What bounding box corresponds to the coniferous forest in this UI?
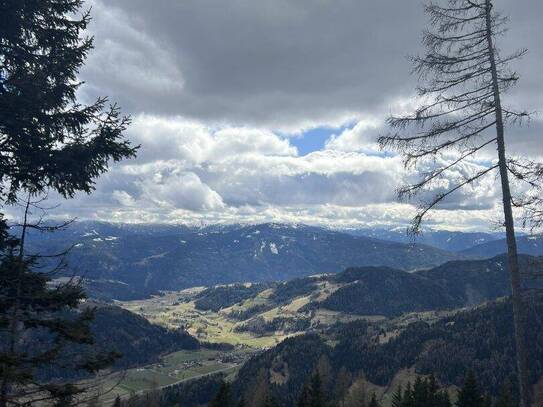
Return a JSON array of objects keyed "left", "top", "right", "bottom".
[{"left": 1, "top": 0, "right": 543, "bottom": 406}]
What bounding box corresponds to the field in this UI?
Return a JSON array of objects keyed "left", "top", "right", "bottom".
[
  {"left": 109, "top": 287, "right": 461, "bottom": 406},
  {"left": 119, "top": 290, "right": 295, "bottom": 348},
  {"left": 118, "top": 286, "right": 380, "bottom": 349},
  {"left": 99, "top": 348, "right": 249, "bottom": 404}
]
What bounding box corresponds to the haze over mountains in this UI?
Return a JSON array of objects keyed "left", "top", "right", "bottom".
[{"left": 23, "top": 221, "right": 543, "bottom": 301}]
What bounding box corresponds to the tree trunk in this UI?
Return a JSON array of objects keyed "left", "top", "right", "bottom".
[
  {"left": 0, "top": 197, "right": 30, "bottom": 407},
  {"left": 484, "top": 1, "right": 531, "bottom": 406}
]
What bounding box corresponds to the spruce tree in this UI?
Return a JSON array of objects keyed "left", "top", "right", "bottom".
[
  {"left": 335, "top": 367, "right": 353, "bottom": 407},
  {"left": 391, "top": 385, "right": 403, "bottom": 407},
  {"left": 297, "top": 383, "right": 313, "bottom": 407},
  {"left": 413, "top": 377, "right": 429, "bottom": 406},
  {"left": 310, "top": 373, "right": 325, "bottom": 407},
  {"left": 237, "top": 395, "right": 247, "bottom": 407},
  {"left": 297, "top": 373, "right": 326, "bottom": 407},
  {"left": 0, "top": 1, "right": 136, "bottom": 204},
  {"left": 378, "top": 2, "right": 533, "bottom": 403},
  {"left": 456, "top": 372, "right": 483, "bottom": 407},
  {"left": 368, "top": 393, "right": 380, "bottom": 407},
  {"left": 437, "top": 391, "right": 452, "bottom": 407},
  {"left": 210, "top": 382, "right": 233, "bottom": 407},
  {"left": 496, "top": 383, "right": 513, "bottom": 407},
  {"left": 0, "top": 0, "right": 136, "bottom": 405},
  {"left": 403, "top": 382, "right": 415, "bottom": 407}
]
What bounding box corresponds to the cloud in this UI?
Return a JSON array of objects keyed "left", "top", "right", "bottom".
[
  {"left": 14, "top": 112, "right": 505, "bottom": 231},
  {"left": 81, "top": 0, "right": 543, "bottom": 132},
  {"left": 23, "top": 0, "right": 543, "bottom": 231}
]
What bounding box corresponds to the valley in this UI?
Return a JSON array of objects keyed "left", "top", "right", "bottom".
[
  {"left": 98, "top": 348, "right": 250, "bottom": 405},
  {"left": 28, "top": 222, "right": 470, "bottom": 300},
  {"left": 10, "top": 221, "right": 543, "bottom": 406},
  {"left": 118, "top": 253, "right": 542, "bottom": 348}
]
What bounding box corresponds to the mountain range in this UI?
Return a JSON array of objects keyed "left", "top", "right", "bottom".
[
  {"left": 22, "top": 221, "right": 543, "bottom": 300},
  {"left": 24, "top": 222, "right": 460, "bottom": 300},
  {"left": 187, "top": 254, "right": 543, "bottom": 338}
]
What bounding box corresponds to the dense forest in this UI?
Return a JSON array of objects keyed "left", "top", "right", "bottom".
[{"left": 229, "top": 295, "right": 543, "bottom": 406}]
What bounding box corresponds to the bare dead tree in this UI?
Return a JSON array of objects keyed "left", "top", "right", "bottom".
[{"left": 378, "top": 1, "right": 534, "bottom": 405}]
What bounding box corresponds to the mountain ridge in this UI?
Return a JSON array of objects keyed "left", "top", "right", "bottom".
[{"left": 26, "top": 221, "right": 465, "bottom": 300}]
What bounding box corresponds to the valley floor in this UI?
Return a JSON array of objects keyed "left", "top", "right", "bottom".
[{"left": 99, "top": 348, "right": 252, "bottom": 405}]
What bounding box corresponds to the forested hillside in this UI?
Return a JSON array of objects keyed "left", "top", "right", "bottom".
[
  {"left": 38, "top": 303, "right": 199, "bottom": 381},
  {"left": 170, "top": 255, "right": 543, "bottom": 338},
  {"left": 26, "top": 222, "right": 462, "bottom": 300},
  {"left": 231, "top": 296, "right": 543, "bottom": 406}
]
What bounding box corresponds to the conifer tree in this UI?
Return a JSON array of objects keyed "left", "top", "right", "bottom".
[
  {"left": 237, "top": 395, "right": 247, "bottom": 407},
  {"left": 0, "top": 0, "right": 136, "bottom": 405},
  {"left": 402, "top": 382, "right": 415, "bottom": 407},
  {"left": 495, "top": 383, "right": 513, "bottom": 407},
  {"left": 210, "top": 381, "right": 233, "bottom": 407},
  {"left": 378, "top": 1, "right": 533, "bottom": 404},
  {"left": 391, "top": 385, "right": 403, "bottom": 407},
  {"left": 438, "top": 391, "right": 452, "bottom": 407},
  {"left": 297, "top": 373, "right": 326, "bottom": 407},
  {"left": 0, "top": 1, "right": 136, "bottom": 204},
  {"left": 414, "top": 377, "right": 429, "bottom": 405},
  {"left": 456, "top": 372, "right": 483, "bottom": 407},
  {"left": 297, "top": 383, "right": 314, "bottom": 407},
  {"left": 335, "top": 367, "right": 353, "bottom": 407},
  {"left": 310, "top": 373, "right": 325, "bottom": 407},
  {"left": 368, "top": 393, "right": 380, "bottom": 407}
]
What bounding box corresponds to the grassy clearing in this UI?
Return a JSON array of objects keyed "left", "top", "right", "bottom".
[
  {"left": 120, "top": 293, "right": 291, "bottom": 348},
  {"left": 99, "top": 348, "right": 244, "bottom": 404}
]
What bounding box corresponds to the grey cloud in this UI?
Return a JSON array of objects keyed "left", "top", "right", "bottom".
[
  {"left": 27, "top": 0, "right": 542, "bottom": 230},
  {"left": 82, "top": 0, "right": 543, "bottom": 131}
]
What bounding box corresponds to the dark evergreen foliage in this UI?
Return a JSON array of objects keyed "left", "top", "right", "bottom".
[
  {"left": 495, "top": 383, "right": 514, "bottom": 407},
  {"left": 232, "top": 296, "right": 543, "bottom": 404},
  {"left": 210, "top": 381, "right": 233, "bottom": 407},
  {"left": 301, "top": 373, "right": 325, "bottom": 407},
  {"left": 18, "top": 303, "right": 198, "bottom": 382},
  {"left": 456, "top": 372, "right": 483, "bottom": 407},
  {"left": 0, "top": 0, "right": 136, "bottom": 404},
  {"left": 0, "top": 1, "right": 137, "bottom": 203},
  {"left": 368, "top": 393, "right": 380, "bottom": 407},
  {"left": 194, "top": 283, "right": 271, "bottom": 312}
]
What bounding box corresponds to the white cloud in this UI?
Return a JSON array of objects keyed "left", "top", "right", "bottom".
[
  {"left": 24, "top": 112, "right": 509, "bottom": 231},
  {"left": 29, "top": 0, "right": 543, "bottom": 231}
]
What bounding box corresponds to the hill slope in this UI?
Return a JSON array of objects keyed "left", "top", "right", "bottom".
[
  {"left": 231, "top": 295, "right": 543, "bottom": 405},
  {"left": 27, "top": 222, "right": 462, "bottom": 300},
  {"left": 347, "top": 228, "right": 503, "bottom": 252},
  {"left": 202, "top": 254, "right": 543, "bottom": 317},
  {"left": 461, "top": 234, "right": 543, "bottom": 257},
  {"left": 129, "top": 255, "right": 543, "bottom": 347},
  {"left": 37, "top": 303, "right": 199, "bottom": 381}
]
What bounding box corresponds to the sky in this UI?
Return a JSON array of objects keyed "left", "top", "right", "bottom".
[{"left": 39, "top": 0, "right": 543, "bottom": 230}]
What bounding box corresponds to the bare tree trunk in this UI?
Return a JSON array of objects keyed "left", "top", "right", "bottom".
[
  {"left": 0, "top": 196, "right": 30, "bottom": 407},
  {"left": 484, "top": 1, "right": 531, "bottom": 405}
]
